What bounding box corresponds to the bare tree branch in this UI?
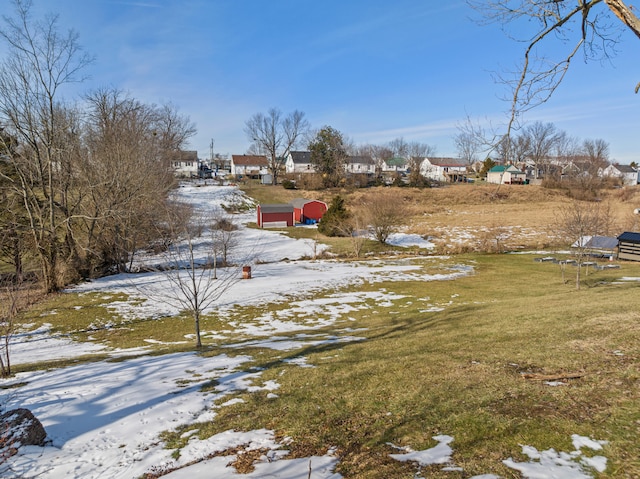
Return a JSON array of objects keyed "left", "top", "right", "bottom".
[
  {"left": 244, "top": 108, "right": 309, "bottom": 185},
  {"left": 470, "top": 0, "right": 639, "bottom": 136}
]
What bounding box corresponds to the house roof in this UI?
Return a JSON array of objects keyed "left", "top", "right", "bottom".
[
  {"left": 347, "top": 155, "right": 374, "bottom": 165},
  {"left": 290, "top": 198, "right": 327, "bottom": 208},
  {"left": 489, "top": 164, "right": 524, "bottom": 174},
  {"left": 611, "top": 164, "right": 637, "bottom": 174},
  {"left": 232, "top": 155, "right": 268, "bottom": 167},
  {"left": 290, "top": 198, "right": 311, "bottom": 208},
  {"left": 385, "top": 157, "right": 407, "bottom": 167},
  {"left": 259, "top": 204, "right": 294, "bottom": 214},
  {"left": 618, "top": 231, "right": 640, "bottom": 243},
  {"left": 428, "top": 157, "right": 467, "bottom": 167},
  {"left": 172, "top": 150, "right": 198, "bottom": 161},
  {"left": 289, "top": 151, "right": 312, "bottom": 164}
]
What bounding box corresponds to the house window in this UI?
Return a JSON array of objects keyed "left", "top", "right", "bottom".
[{"left": 174, "top": 162, "right": 180, "bottom": 168}]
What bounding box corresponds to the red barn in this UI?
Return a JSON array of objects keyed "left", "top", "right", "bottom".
[
  {"left": 290, "top": 198, "right": 328, "bottom": 224},
  {"left": 257, "top": 204, "right": 295, "bottom": 228}
]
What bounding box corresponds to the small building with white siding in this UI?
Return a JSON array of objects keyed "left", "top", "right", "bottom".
[
  {"left": 285, "top": 151, "right": 316, "bottom": 174},
  {"left": 231, "top": 155, "right": 269, "bottom": 179},
  {"left": 601, "top": 164, "right": 639, "bottom": 186},
  {"left": 171, "top": 150, "right": 199, "bottom": 178},
  {"left": 345, "top": 155, "right": 375, "bottom": 175},
  {"left": 420, "top": 157, "right": 468, "bottom": 182},
  {"left": 486, "top": 165, "right": 527, "bottom": 185}
]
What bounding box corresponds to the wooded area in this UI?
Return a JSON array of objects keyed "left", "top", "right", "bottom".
[{"left": 0, "top": 3, "right": 195, "bottom": 292}]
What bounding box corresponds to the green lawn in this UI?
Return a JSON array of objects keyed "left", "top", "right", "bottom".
[{"left": 13, "top": 251, "right": 640, "bottom": 477}]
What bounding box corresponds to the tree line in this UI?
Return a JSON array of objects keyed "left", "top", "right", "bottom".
[
  {"left": 0, "top": 2, "right": 196, "bottom": 292},
  {"left": 245, "top": 108, "right": 437, "bottom": 188},
  {"left": 246, "top": 104, "right": 618, "bottom": 195}
]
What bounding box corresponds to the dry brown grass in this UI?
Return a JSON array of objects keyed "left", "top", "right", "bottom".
[{"left": 242, "top": 182, "right": 640, "bottom": 253}]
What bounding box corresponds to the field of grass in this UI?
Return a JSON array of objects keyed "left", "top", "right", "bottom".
[
  {"left": 242, "top": 181, "right": 640, "bottom": 253},
  {"left": 155, "top": 253, "right": 640, "bottom": 478},
  {"left": 11, "top": 182, "right": 640, "bottom": 478},
  {"left": 17, "top": 251, "right": 640, "bottom": 478}
]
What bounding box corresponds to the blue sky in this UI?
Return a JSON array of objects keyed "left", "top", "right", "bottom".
[{"left": 20, "top": 0, "right": 640, "bottom": 163}]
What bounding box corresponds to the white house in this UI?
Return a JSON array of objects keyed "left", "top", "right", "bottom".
[
  {"left": 382, "top": 157, "right": 408, "bottom": 174},
  {"left": 486, "top": 164, "right": 527, "bottom": 184},
  {"left": 345, "top": 155, "right": 375, "bottom": 175},
  {"left": 601, "top": 163, "right": 638, "bottom": 186},
  {"left": 230, "top": 155, "right": 269, "bottom": 179},
  {"left": 171, "top": 150, "right": 199, "bottom": 178},
  {"left": 285, "top": 151, "right": 316, "bottom": 174},
  {"left": 420, "top": 157, "right": 468, "bottom": 182}
]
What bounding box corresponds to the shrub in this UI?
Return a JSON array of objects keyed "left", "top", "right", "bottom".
[
  {"left": 318, "top": 195, "right": 351, "bottom": 237},
  {"left": 281, "top": 179, "right": 296, "bottom": 190}
]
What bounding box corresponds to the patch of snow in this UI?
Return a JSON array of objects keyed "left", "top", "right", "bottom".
[{"left": 390, "top": 435, "right": 454, "bottom": 466}]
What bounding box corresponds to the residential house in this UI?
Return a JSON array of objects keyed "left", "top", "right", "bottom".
[
  {"left": 382, "top": 157, "right": 408, "bottom": 174},
  {"left": 285, "top": 151, "right": 316, "bottom": 174},
  {"left": 601, "top": 163, "right": 639, "bottom": 186},
  {"left": 486, "top": 164, "right": 527, "bottom": 184},
  {"left": 230, "top": 155, "right": 269, "bottom": 180},
  {"left": 345, "top": 155, "right": 375, "bottom": 175},
  {"left": 171, "top": 150, "right": 199, "bottom": 178},
  {"left": 420, "top": 157, "right": 468, "bottom": 183}
]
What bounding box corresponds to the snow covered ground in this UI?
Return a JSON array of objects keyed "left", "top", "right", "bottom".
[{"left": 1, "top": 183, "right": 609, "bottom": 478}]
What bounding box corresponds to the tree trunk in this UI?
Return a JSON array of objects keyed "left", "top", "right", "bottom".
[
  {"left": 605, "top": 0, "right": 640, "bottom": 40},
  {"left": 194, "top": 310, "right": 202, "bottom": 348}
]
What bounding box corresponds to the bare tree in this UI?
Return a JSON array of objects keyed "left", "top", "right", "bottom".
[
  {"left": 0, "top": 282, "right": 35, "bottom": 378},
  {"left": 388, "top": 137, "right": 409, "bottom": 159},
  {"left": 495, "top": 132, "right": 531, "bottom": 167},
  {"left": 0, "top": 288, "right": 18, "bottom": 378},
  {"left": 454, "top": 127, "right": 481, "bottom": 169},
  {"left": 582, "top": 138, "right": 610, "bottom": 169},
  {"left": 524, "top": 121, "right": 562, "bottom": 179},
  {"left": 344, "top": 210, "right": 368, "bottom": 258},
  {"left": 406, "top": 141, "right": 436, "bottom": 187},
  {"left": 0, "top": 182, "right": 30, "bottom": 283},
  {"left": 353, "top": 143, "right": 394, "bottom": 182},
  {"left": 555, "top": 200, "right": 612, "bottom": 289},
  {"left": 0, "top": 0, "right": 93, "bottom": 292},
  {"left": 245, "top": 108, "right": 309, "bottom": 185},
  {"left": 211, "top": 214, "right": 238, "bottom": 270},
  {"left": 455, "top": 116, "right": 504, "bottom": 165},
  {"left": 365, "top": 192, "right": 403, "bottom": 244},
  {"left": 152, "top": 102, "right": 197, "bottom": 154},
  {"left": 563, "top": 138, "right": 610, "bottom": 194},
  {"left": 471, "top": 0, "right": 640, "bottom": 128},
  {"left": 149, "top": 212, "right": 244, "bottom": 349},
  {"left": 80, "top": 88, "right": 192, "bottom": 275}
]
